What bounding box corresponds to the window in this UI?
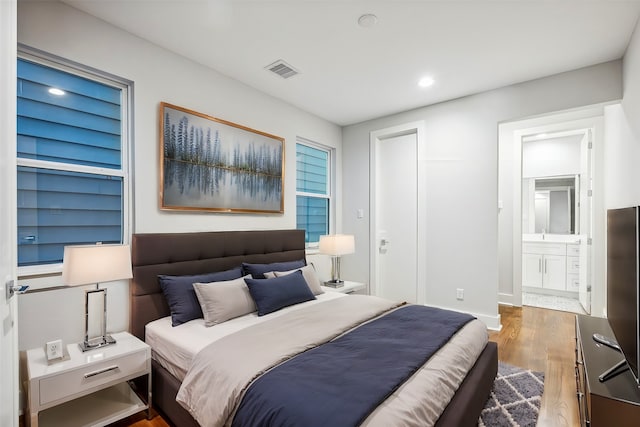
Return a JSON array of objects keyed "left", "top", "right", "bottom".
[
  {"left": 16, "top": 55, "right": 130, "bottom": 270},
  {"left": 296, "top": 140, "right": 332, "bottom": 245}
]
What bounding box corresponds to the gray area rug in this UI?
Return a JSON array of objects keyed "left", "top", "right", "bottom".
[{"left": 478, "top": 362, "right": 545, "bottom": 427}]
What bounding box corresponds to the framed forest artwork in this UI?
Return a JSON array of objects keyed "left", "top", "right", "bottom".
[{"left": 159, "top": 102, "right": 284, "bottom": 213}]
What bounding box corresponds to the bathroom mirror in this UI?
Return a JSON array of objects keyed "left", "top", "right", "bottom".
[{"left": 522, "top": 175, "right": 579, "bottom": 235}]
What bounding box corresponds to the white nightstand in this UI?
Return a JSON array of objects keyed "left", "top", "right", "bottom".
[
  {"left": 321, "top": 280, "right": 366, "bottom": 294},
  {"left": 26, "top": 331, "right": 151, "bottom": 427}
]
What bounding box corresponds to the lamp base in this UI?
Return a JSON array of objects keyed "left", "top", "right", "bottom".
[
  {"left": 324, "top": 280, "right": 345, "bottom": 288},
  {"left": 79, "top": 334, "right": 116, "bottom": 352}
]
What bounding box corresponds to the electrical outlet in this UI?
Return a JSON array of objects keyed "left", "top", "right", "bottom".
[
  {"left": 46, "top": 339, "right": 63, "bottom": 360},
  {"left": 456, "top": 288, "right": 464, "bottom": 301}
]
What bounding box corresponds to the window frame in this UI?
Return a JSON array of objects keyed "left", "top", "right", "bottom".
[
  {"left": 17, "top": 47, "right": 133, "bottom": 277},
  {"left": 295, "top": 137, "right": 334, "bottom": 248}
]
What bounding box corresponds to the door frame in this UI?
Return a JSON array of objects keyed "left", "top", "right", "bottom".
[
  {"left": 369, "top": 121, "right": 426, "bottom": 303},
  {"left": 510, "top": 115, "right": 604, "bottom": 315},
  {"left": 1, "top": 0, "right": 18, "bottom": 425}
]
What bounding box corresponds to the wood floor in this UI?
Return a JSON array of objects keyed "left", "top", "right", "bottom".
[
  {"left": 111, "top": 304, "right": 579, "bottom": 427},
  {"left": 489, "top": 305, "right": 579, "bottom": 427}
]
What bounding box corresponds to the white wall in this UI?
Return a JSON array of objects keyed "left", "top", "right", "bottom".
[
  {"left": 604, "top": 104, "right": 640, "bottom": 208},
  {"left": 606, "top": 17, "right": 640, "bottom": 209},
  {"left": 16, "top": 1, "right": 341, "bottom": 351},
  {"left": 597, "top": 18, "right": 640, "bottom": 317},
  {"left": 622, "top": 17, "right": 640, "bottom": 148},
  {"left": 343, "top": 61, "right": 622, "bottom": 328},
  {"left": 522, "top": 135, "right": 582, "bottom": 178}
]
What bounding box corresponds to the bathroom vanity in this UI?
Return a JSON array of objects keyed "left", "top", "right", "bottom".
[{"left": 522, "top": 236, "right": 582, "bottom": 293}]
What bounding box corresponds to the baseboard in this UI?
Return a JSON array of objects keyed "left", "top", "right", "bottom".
[
  {"left": 498, "top": 293, "right": 514, "bottom": 306},
  {"left": 477, "top": 312, "right": 502, "bottom": 331}
]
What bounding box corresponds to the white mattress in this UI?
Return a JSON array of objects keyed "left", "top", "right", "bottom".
[{"left": 146, "top": 291, "right": 347, "bottom": 381}]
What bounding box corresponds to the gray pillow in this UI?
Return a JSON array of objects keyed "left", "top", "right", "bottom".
[
  {"left": 264, "top": 264, "right": 324, "bottom": 296},
  {"left": 193, "top": 275, "right": 256, "bottom": 326},
  {"left": 158, "top": 267, "right": 244, "bottom": 326},
  {"left": 242, "top": 260, "right": 306, "bottom": 279}
]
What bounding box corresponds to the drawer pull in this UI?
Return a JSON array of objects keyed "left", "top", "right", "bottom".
[{"left": 83, "top": 365, "right": 119, "bottom": 379}]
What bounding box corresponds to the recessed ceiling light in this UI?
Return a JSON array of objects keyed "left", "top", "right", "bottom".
[
  {"left": 418, "top": 77, "right": 435, "bottom": 88},
  {"left": 358, "top": 14, "right": 378, "bottom": 28},
  {"left": 48, "top": 88, "right": 65, "bottom": 96}
]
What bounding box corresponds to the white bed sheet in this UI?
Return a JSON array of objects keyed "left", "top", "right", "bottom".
[{"left": 146, "top": 291, "right": 346, "bottom": 381}]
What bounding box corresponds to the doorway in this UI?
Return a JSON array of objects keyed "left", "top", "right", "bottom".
[
  {"left": 498, "top": 106, "right": 606, "bottom": 318},
  {"left": 369, "top": 121, "right": 426, "bottom": 304},
  {"left": 520, "top": 128, "right": 591, "bottom": 315}
]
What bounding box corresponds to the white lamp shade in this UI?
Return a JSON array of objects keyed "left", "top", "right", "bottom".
[
  {"left": 62, "top": 244, "right": 133, "bottom": 286},
  {"left": 319, "top": 234, "right": 355, "bottom": 256}
]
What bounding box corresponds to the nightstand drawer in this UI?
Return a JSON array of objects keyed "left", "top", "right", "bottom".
[{"left": 39, "top": 350, "right": 147, "bottom": 406}]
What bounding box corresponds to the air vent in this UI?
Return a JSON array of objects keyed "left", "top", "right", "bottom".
[{"left": 265, "top": 60, "right": 300, "bottom": 79}]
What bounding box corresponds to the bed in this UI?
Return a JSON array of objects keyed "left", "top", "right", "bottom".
[{"left": 130, "top": 229, "right": 497, "bottom": 427}]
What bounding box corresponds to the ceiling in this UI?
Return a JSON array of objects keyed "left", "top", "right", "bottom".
[{"left": 60, "top": 0, "right": 640, "bottom": 126}]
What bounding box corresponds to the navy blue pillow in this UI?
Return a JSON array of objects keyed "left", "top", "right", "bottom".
[
  {"left": 245, "top": 270, "right": 315, "bottom": 316},
  {"left": 242, "top": 259, "right": 306, "bottom": 279},
  {"left": 158, "top": 267, "right": 243, "bottom": 326}
]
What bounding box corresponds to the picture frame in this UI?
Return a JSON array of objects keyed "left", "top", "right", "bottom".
[{"left": 159, "top": 102, "right": 285, "bottom": 213}]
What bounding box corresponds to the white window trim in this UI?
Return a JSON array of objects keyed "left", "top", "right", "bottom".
[
  {"left": 296, "top": 137, "right": 334, "bottom": 248},
  {"left": 17, "top": 46, "right": 133, "bottom": 278},
  {"left": 16, "top": 158, "right": 126, "bottom": 177}
]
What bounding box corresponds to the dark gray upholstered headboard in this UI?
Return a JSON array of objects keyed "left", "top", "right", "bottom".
[{"left": 130, "top": 229, "right": 306, "bottom": 341}]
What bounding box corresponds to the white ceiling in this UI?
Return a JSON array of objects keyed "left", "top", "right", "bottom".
[{"left": 61, "top": 0, "right": 640, "bottom": 126}]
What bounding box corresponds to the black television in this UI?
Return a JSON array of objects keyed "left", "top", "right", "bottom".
[{"left": 605, "top": 206, "right": 640, "bottom": 385}]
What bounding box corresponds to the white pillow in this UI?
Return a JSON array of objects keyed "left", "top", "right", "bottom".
[
  {"left": 264, "top": 264, "right": 324, "bottom": 295},
  {"left": 193, "top": 275, "right": 256, "bottom": 326}
]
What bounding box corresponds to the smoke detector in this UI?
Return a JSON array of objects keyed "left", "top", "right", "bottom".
[{"left": 358, "top": 14, "right": 378, "bottom": 28}]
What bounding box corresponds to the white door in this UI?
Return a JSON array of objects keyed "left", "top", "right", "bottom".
[
  {"left": 375, "top": 133, "right": 418, "bottom": 302},
  {"left": 1, "top": 1, "right": 18, "bottom": 426},
  {"left": 579, "top": 130, "right": 592, "bottom": 313}
]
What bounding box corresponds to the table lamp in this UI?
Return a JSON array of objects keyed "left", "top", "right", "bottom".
[
  {"left": 319, "top": 234, "right": 355, "bottom": 288},
  {"left": 62, "top": 243, "right": 132, "bottom": 352}
]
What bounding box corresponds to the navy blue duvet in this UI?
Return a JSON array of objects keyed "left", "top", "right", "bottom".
[{"left": 232, "top": 304, "right": 474, "bottom": 427}]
